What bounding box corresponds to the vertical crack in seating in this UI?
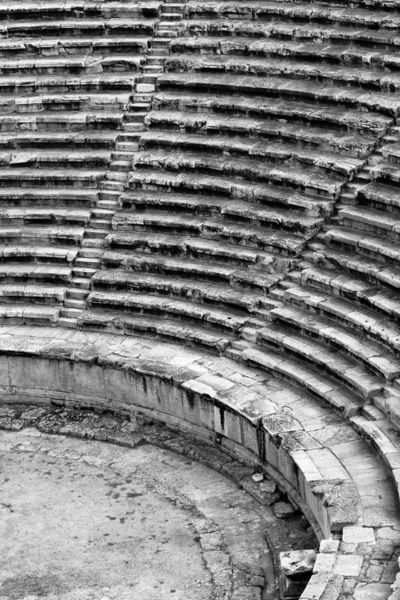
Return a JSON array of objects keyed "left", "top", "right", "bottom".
[{"left": 278, "top": 125, "right": 400, "bottom": 435}]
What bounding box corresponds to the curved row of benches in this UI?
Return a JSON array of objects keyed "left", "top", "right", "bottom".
[
  {"left": 2, "top": 1, "right": 400, "bottom": 598},
  {"left": 0, "top": 0, "right": 162, "bottom": 324}
]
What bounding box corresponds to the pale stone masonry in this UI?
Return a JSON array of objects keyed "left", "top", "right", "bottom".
[{"left": 1, "top": 0, "right": 400, "bottom": 598}]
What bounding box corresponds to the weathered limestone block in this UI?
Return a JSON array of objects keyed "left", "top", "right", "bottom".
[{"left": 241, "top": 474, "right": 280, "bottom": 505}]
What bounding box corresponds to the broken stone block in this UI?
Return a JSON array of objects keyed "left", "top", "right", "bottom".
[{"left": 280, "top": 550, "right": 317, "bottom": 599}]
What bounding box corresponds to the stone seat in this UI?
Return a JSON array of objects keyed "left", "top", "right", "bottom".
[
  {"left": 0, "top": 150, "right": 111, "bottom": 169},
  {"left": 91, "top": 269, "right": 277, "bottom": 314},
  {"left": 152, "top": 91, "right": 392, "bottom": 135},
  {"left": 86, "top": 290, "right": 252, "bottom": 333},
  {"left": 0, "top": 226, "right": 84, "bottom": 245},
  {"left": 0, "top": 282, "right": 67, "bottom": 304},
  {"left": 112, "top": 206, "right": 322, "bottom": 236},
  {"left": 349, "top": 412, "right": 400, "bottom": 484},
  {"left": 140, "top": 130, "right": 364, "bottom": 177},
  {"left": 0, "top": 18, "right": 156, "bottom": 38},
  {"left": 146, "top": 109, "right": 375, "bottom": 158},
  {"left": 0, "top": 207, "right": 90, "bottom": 226},
  {"left": 257, "top": 322, "right": 384, "bottom": 399},
  {"left": 183, "top": 1, "right": 400, "bottom": 30},
  {"left": 353, "top": 181, "right": 400, "bottom": 213},
  {"left": 0, "top": 55, "right": 145, "bottom": 77},
  {"left": 0, "top": 132, "right": 119, "bottom": 151},
  {"left": 305, "top": 244, "right": 400, "bottom": 290},
  {"left": 100, "top": 249, "right": 282, "bottom": 292},
  {"left": 0, "top": 112, "right": 124, "bottom": 133},
  {"left": 221, "top": 203, "right": 323, "bottom": 236},
  {"left": 0, "top": 303, "right": 60, "bottom": 324},
  {"left": 108, "top": 223, "right": 303, "bottom": 259},
  {"left": 300, "top": 261, "right": 400, "bottom": 322},
  {"left": 0, "top": 2, "right": 161, "bottom": 20},
  {"left": 324, "top": 225, "right": 400, "bottom": 266},
  {"left": 0, "top": 187, "right": 97, "bottom": 207},
  {"left": 219, "top": 203, "right": 323, "bottom": 233},
  {"left": 0, "top": 168, "right": 105, "bottom": 188},
  {"left": 0, "top": 245, "right": 78, "bottom": 263},
  {"left": 127, "top": 170, "right": 335, "bottom": 216},
  {"left": 165, "top": 54, "right": 400, "bottom": 93},
  {"left": 178, "top": 20, "right": 400, "bottom": 49},
  {"left": 118, "top": 189, "right": 229, "bottom": 214},
  {"left": 243, "top": 345, "right": 362, "bottom": 417},
  {"left": 269, "top": 303, "right": 400, "bottom": 381},
  {"left": 106, "top": 229, "right": 298, "bottom": 264},
  {"left": 0, "top": 91, "right": 131, "bottom": 113},
  {"left": 133, "top": 149, "right": 344, "bottom": 200},
  {"left": 338, "top": 205, "right": 400, "bottom": 242},
  {"left": 0, "top": 263, "right": 72, "bottom": 284},
  {"left": 283, "top": 284, "right": 400, "bottom": 354},
  {"left": 77, "top": 309, "right": 235, "bottom": 354},
  {"left": 381, "top": 125, "right": 400, "bottom": 145},
  {"left": 159, "top": 72, "right": 400, "bottom": 116},
  {"left": 170, "top": 36, "right": 400, "bottom": 72},
  {"left": 0, "top": 73, "right": 138, "bottom": 95},
  {"left": 0, "top": 37, "right": 151, "bottom": 59}
]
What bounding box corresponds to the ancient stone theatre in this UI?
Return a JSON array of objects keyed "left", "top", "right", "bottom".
[{"left": 0, "top": 0, "right": 400, "bottom": 598}]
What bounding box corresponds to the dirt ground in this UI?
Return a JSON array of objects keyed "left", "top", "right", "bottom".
[{"left": 0, "top": 429, "right": 215, "bottom": 600}]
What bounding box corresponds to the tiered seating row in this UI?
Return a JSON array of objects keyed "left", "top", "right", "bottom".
[
  {"left": 1, "top": 325, "right": 400, "bottom": 600},
  {"left": 84, "top": 0, "right": 400, "bottom": 369},
  {"left": 0, "top": 0, "right": 162, "bottom": 325}
]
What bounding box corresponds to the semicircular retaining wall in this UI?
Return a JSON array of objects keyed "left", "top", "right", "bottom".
[{"left": 1, "top": 326, "right": 400, "bottom": 600}]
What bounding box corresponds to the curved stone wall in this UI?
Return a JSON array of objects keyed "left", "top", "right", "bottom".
[
  {"left": 1, "top": 326, "right": 400, "bottom": 599},
  {"left": 1, "top": 0, "right": 400, "bottom": 598}
]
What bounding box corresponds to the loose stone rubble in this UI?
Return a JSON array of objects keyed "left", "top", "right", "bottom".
[
  {"left": 1, "top": 0, "right": 400, "bottom": 598},
  {"left": 0, "top": 327, "right": 400, "bottom": 598}
]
